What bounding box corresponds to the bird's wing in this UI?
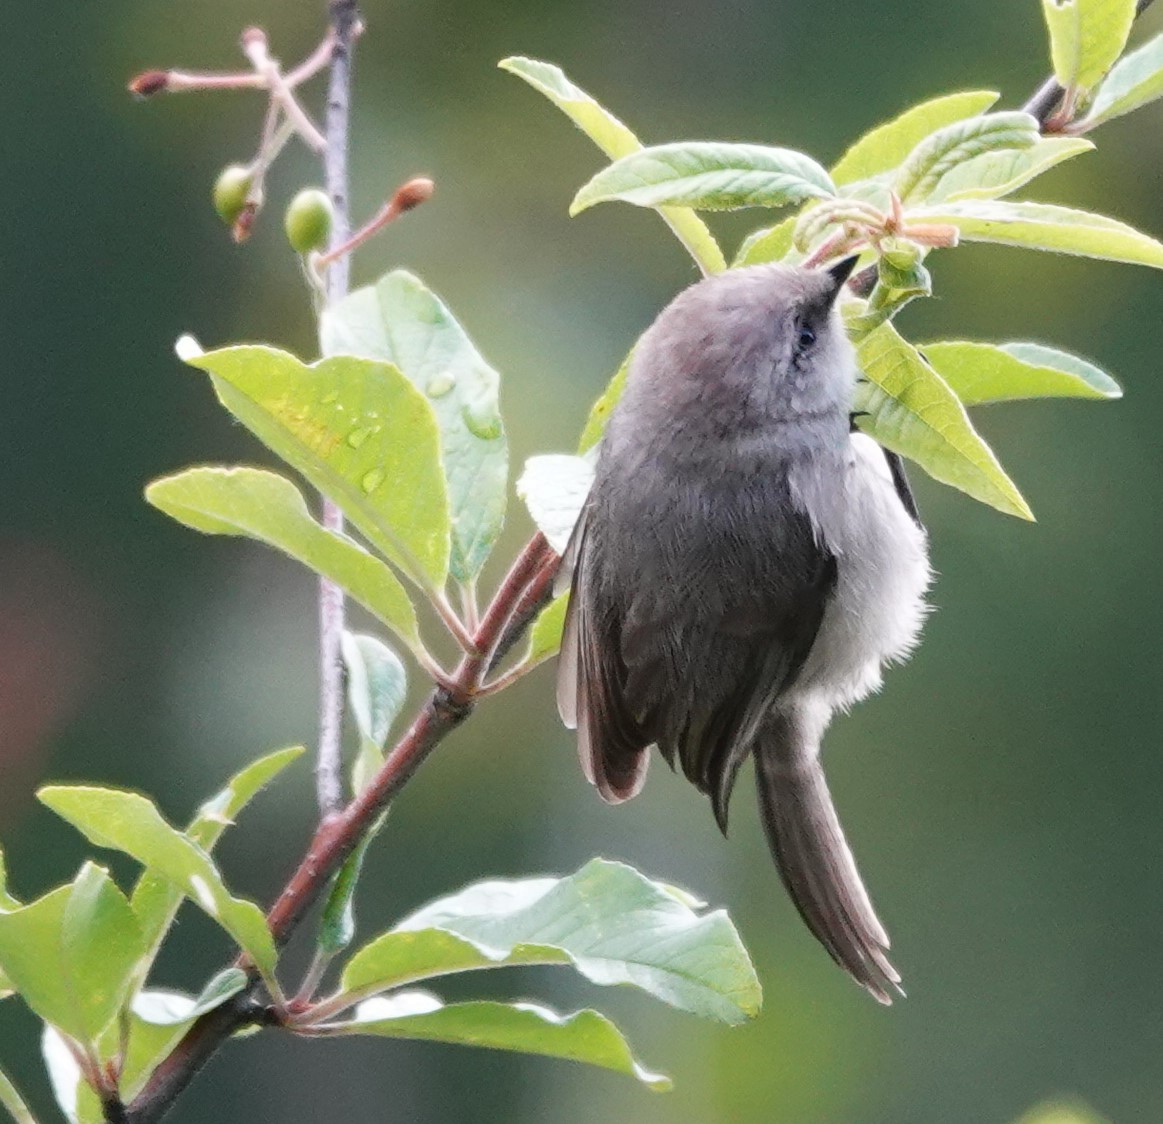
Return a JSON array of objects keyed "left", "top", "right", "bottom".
[
  {"left": 670, "top": 533, "right": 837, "bottom": 835},
  {"left": 556, "top": 502, "right": 652, "bottom": 802},
  {"left": 619, "top": 489, "right": 836, "bottom": 829}
]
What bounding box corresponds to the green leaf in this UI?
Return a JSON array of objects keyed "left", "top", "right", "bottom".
[
  {"left": 318, "top": 835, "right": 375, "bottom": 957},
  {"left": 1014, "top": 1099, "right": 1109, "bottom": 1124},
  {"left": 1041, "top": 0, "right": 1137, "bottom": 90},
  {"left": 928, "top": 136, "right": 1093, "bottom": 202},
  {"left": 516, "top": 455, "right": 594, "bottom": 555},
  {"left": 0, "top": 1060, "right": 38, "bottom": 1124},
  {"left": 339, "top": 858, "right": 761, "bottom": 1025},
  {"left": 186, "top": 746, "right": 305, "bottom": 852},
  {"left": 130, "top": 746, "right": 302, "bottom": 987},
  {"left": 830, "top": 91, "right": 1000, "bottom": 185},
  {"left": 38, "top": 786, "right": 279, "bottom": 990},
  {"left": 498, "top": 57, "right": 725, "bottom": 274},
  {"left": 0, "top": 888, "right": 83, "bottom": 1040},
  {"left": 908, "top": 200, "right": 1163, "bottom": 268},
  {"left": 733, "top": 215, "right": 798, "bottom": 267},
  {"left": 578, "top": 352, "right": 631, "bottom": 453},
  {"left": 526, "top": 594, "right": 569, "bottom": 664},
  {"left": 0, "top": 870, "right": 143, "bottom": 1047},
  {"left": 893, "top": 112, "right": 1039, "bottom": 204},
  {"left": 60, "top": 864, "right": 146, "bottom": 1043},
  {"left": 920, "top": 340, "right": 1121, "bottom": 405},
  {"left": 319, "top": 271, "right": 508, "bottom": 582},
  {"left": 339, "top": 994, "right": 672, "bottom": 1091},
  {"left": 0, "top": 850, "right": 19, "bottom": 912},
  {"left": 178, "top": 341, "right": 450, "bottom": 590},
  {"left": 147, "top": 467, "right": 420, "bottom": 651},
  {"left": 853, "top": 320, "right": 1033, "bottom": 519},
  {"left": 341, "top": 631, "right": 407, "bottom": 796},
  {"left": 571, "top": 142, "right": 835, "bottom": 215},
  {"left": 1081, "top": 31, "right": 1163, "bottom": 127}
]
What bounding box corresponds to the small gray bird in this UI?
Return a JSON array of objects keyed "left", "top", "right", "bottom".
[{"left": 556, "top": 258, "right": 931, "bottom": 1003}]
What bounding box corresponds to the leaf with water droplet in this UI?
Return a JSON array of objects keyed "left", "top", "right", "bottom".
[
  {"left": 347, "top": 426, "right": 377, "bottom": 449},
  {"left": 177, "top": 345, "right": 451, "bottom": 590},
  {"left": 361, "top": 469, "right": 386, "bottom": 494},
  {"left": 321, "top": 271, "right": 508, "bottom": 583}
]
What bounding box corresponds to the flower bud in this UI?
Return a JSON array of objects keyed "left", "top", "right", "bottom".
[{"left": 284, "top": 188, "right": 334, "bottom": 254}]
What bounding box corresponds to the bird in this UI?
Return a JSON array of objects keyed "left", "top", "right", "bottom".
[{"left": 555, "top": 257, "right": 931, "bottom": 1003}]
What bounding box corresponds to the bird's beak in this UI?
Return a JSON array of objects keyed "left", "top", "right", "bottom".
[{"left": 823, "top": 255, "right": 860, "bottom": 304}]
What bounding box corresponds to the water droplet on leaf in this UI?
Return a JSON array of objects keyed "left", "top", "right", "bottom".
[
  {"left": 426, "top": 372, "right": 456, "bottom": 398},
  {"left": 347, "top": 425, "right": 378, "bottom": 448},
  {"left": 461, "top": 403, "right": 503, "bottom": 440}
]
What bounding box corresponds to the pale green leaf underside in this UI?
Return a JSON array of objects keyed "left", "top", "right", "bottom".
[
  {"left": 921, "top": 340, "right": 1121, "bottom": 404},
  {"left": 341, "top": 632, "right": 407, "bottom": 751},
  {"left": 572, "top": 142, "right": 835, "bottom": 214},
  {"left": 341, "top": 630, "right": 407, "bottom": 795},
  {"left": 909, "top": 200, "right": 1163, "bottom": 267},
  {"left": 928, "top": 136, "right": 1093, "bottom": 202},
  {"left": 499, "top": 57, "right": 726, "bottom": 273},
  {"left": 1042, "top": 0, "right": 1137, "bottom": 90},
  {"left": 830, "top": 90, "right": 1000, "bottom": 184},
  {"left": 346, "top": 996, "right": 672, "bottom": 1091},
  {"left": 516, "top": 455, "right": 594, "bottom": 554},
  {"left": 854, "top": 321, "right": 1033, "bottom": 519},
  {"left": 38, "top": 787, "right": 278, "bottom": 986},
  {"left": 320, "top": 270, "right": 508, "bottom": 583},
  {"left": 341, "top": 859, "right": 761, "bottom": 1024},
  {"left": 182, "top": 344, "right": 450, "bottom": 590},
  {"left": 147, "top": 467, "right": 420, "bottom": 649},
  {"left": 1082, "top": 31, "right": 1163, "bottom": 127}
]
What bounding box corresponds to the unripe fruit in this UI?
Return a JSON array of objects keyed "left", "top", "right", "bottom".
[
  {"left": 284, "top": 189, "right": 334, "bottom": 253},
  {"left": 213, "top": 165, "right": 254, "bottom": 226}
]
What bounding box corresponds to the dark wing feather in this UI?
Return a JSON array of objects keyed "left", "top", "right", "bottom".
[
  {"left": 882, "top": 449, "right": 922, "bottom": 528},
  {"left": 556, "top": 504, "right": 652, "bottom": 802},
  {"left": 698, "top": 551, "right": 837, "bottom": 834}
]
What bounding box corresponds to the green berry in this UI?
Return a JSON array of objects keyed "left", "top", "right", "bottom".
[
  {"left": 213, "top": 165, "right": 254, "bottom": 226},
  {"left": 284, "top": 188, "right": 334, "bottom": 254}
]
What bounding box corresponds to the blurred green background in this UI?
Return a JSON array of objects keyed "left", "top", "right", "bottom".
[{"left": 2, "top": 1, "right": 1161, "bottom": 1121}]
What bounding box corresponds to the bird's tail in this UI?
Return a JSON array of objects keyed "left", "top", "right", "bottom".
[{"left": 753, "top": 711, "right": 903, "bottom": 1004}]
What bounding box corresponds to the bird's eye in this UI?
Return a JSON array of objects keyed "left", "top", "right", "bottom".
[{"left": 796, "top": 323, "right": 816, "bottom": 351}]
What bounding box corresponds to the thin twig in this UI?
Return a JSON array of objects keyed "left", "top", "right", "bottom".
[
  {"left": 314, "top": 177, "right": 435, "bottom": 270},
  {"left": 241, "top": 29, "right": 327, "bottom": 153},
  {"left": 312, "top": 1, "right": 359, "bottom": 822}
]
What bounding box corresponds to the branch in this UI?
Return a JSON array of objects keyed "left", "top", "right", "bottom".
[
  {"left": 122, "top": 534, "right": 558, "bottom": 1123},
  {"left": 314, "top": 0, "right": 359, "bottom": 821}
]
